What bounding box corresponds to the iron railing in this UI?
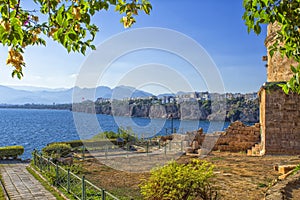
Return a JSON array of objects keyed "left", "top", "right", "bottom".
[{"left": 32, "top": 151, "right": 119, "bottom": 200}]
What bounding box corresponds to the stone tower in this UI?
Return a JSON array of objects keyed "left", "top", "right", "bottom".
[
  {"left": 264, "top": 22, "right": 297, "bottom": 82},
  {"left": 258, "top": 22, "right": 300, "bottom": 155}
]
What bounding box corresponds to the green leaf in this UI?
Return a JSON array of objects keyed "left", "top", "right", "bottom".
[
  {"left": 56, "top": 5, "right": 65, "bottom": 26},
  {"left": 291, "top": 65, "right": 297, "bottom": 73},
  {"left": 68, "top": 32, "right": 77, "bottom": 41},
  {"left": 281, "top": 84, "right": 289, "bottom": 94},
  {"left": 90, "top": 45, "right": 96, "bottom": 50},
  {"left": 254, "top": 24, "right": 261, "bottom": 34},
  {"left": 81, "top": 45, "right": 86, "bottom": 55}
]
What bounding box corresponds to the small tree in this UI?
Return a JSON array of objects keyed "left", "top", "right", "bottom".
[
  {"left": 0, "top": 0, "right": 152, "bottom": 78},
  {"left": 140, "top": 159, "right": 220, "bottom": 200}
]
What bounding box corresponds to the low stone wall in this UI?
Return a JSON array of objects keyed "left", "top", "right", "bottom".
[
  {"left": 215, "top": 121, "right": 261, "bottom": 152},
  {"left": 186, "top": 121, "right": 261, "bottom": 153}
]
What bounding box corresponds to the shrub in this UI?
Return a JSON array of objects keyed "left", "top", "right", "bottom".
[
  {"left": 140, "top": 159, "right": 220, "bottom": 200},
  {"left": 293, "top": 164, "right": 300, "bottom": 175},
  {"left": 65, "top": 140, "right": 84, "bottom": 148},
  {"left": 0, "top": 146, "right": 24, "bottom": 159},
  {"left": 42, "top": 143, "right": 71, "bottom": 158},
  {"left": 92, "top": 131, "right": 118, "bottom": 139}
]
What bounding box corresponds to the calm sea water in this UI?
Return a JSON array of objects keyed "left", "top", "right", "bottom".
[{"left": 0, "top": 108, "right": 230, "bottom": 159}]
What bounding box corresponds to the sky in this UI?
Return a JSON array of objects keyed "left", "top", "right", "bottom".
[{"left": 0, "top": 0, "right": 268, "bottom": 94}]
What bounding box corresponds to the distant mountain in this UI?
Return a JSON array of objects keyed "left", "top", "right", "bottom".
[
  {"left": 73, "top": 85, "right": 153, "bottom": 102},
  {"left": 7, "top": 85, "right": 67, "bottom": 92},
  {"left": 0, "top": 85, "right": 154, "bottom": 105},
  {"left": 157, "top": 93, "right": 176, "bottom": 98},
  {"left": 0, "top": 85, "right": 72, "bottom": 104},
  {"left": 112, "top": 86, "right": 153, "bottom": 99}
]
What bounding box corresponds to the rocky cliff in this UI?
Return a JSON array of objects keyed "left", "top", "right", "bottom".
[{"left": 73, "top": 97, "right": 259, "bottom": 123}]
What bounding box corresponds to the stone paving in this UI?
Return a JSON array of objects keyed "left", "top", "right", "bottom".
[{"left": 0, "top": 160, "right": 57, "bottom": 200}]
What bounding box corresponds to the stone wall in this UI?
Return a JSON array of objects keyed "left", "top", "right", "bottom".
[
  {"left": 259, "top": 84, "right": 300, "bottom": 155},
  {"left": 186, "top": 121, "right": 261, "bottom": 153},
  {"left": 214, "top": 121, "right": 260, "bottom": 152},
  {"left": 257, "top": 22, "right": 300, "bottom": 155},
  {"left": 265, "top": 22, "right": 297, "bottom": 82}
]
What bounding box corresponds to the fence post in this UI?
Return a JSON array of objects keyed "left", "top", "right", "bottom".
[
  {"left": 82, "top": 145, "right": 85, "bottom": 160},
  {"left": 33, "top": 151, "right": 37, "bottom": 166},
  {"left": 47, "top": 157, "right": 50, "bottom": 171},
  {"left": 169, "top": 141, "right": 171, "bottom": 151},
  {"left": 105, "top": 145, "right": 108, "bottom": 159},
  {"left": 181, "top": 140, "right": 183, "bottom": 152},
  {"left": 126, "top": 143, "right": 129, "bottom": 157},
  {"left": 146, "top": 141, "right": 149, "bottom": 156},
  {"left": 164, "top": 144, "right": 167, "bottom": 155},
  {"left": 55, "top": 163, "right": 59, "bottom": 186},
  {"left": 38, "top": 154, "right": 43, "bottom": 171},
  {"left": 82, "top": 176, "right": 86, "bottom": 200},
  {"left": 101, "top": 189, "right": 106, "bottom": 200},
  {"left": 67, "top": 169, "right": 70, "bottom": 193}
]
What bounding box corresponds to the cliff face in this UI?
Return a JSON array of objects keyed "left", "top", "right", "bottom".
[
  {"left": 180, "top": 102, "right": 209, "bottom": 120},
  {"left": 130, "top": 104, "right": 150, "bottom": 118},
  {"left": 73, "top": 97, "right": 259, "bottom": 123}
]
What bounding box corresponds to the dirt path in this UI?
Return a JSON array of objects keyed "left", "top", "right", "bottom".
[{"left": 81, "top": 151, "right": 300, "bottom": 200}]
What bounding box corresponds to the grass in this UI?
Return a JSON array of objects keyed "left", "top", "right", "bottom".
[
  {"left": 26, "top": 165, "right": 66, "bottom": 200},
  {"left": 110, "top": 187, "right": 143, "bottom": 200},
  {"left": 211, "top": 157, "right": 225, "bottom": 161},
  {"left": 257, "top": 182, "right": 268, "bottom": 188}
]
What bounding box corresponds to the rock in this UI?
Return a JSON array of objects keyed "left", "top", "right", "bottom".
[
  {"left": 57, "top": 157, "right": 73, "bottom": 166},
  {"left": 278, "top": 165, "right": 297, "bottom": 174},
  {"left": 197, "top": 149, "right": 202, "bottom": 155},
  {"left": 278, "top": 169, "right": 294, "bottom": 180},
  {"left": 159, "top": 135, "right": 173, "bottom": 143},
  {"left": 185, "top": 147, "right": 194, "bottom": 154},
  {"left": 192, "top": 141, "right": 200, "bottom": 150}
]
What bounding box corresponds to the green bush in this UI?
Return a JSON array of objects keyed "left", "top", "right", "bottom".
[
  {"left": 65, "top": 140, "right": 84, "bottom": 148},
  {"left": 42, "top": 143, "right": 71, "bottom": 158},
  {"left": 0, "top": 146, "right": 24, "bottom": 159},
  {"left": 140, "top": 159, "right": 220, "bottom": 200},
  {"left": 293, "top": 164, "right": 300, "bottom": 175},
  {"left": 117, "top": 127, "right": 137, "bottom": 142},
  {"left": 92, "top": 131, "right": 118, "bottom": 139}
]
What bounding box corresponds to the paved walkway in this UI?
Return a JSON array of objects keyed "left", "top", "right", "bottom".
[{"left": 0, "top": 160, "right": 56, "bottom": 200}]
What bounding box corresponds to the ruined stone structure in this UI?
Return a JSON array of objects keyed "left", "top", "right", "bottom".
[
  {"left": 185, "top": 121, "right": 260, "bottom": 154},
  {"left": 259, "top": 84, "right": 300, "bottom": 155},
  {"left": 258, "top": 23, "right": 300, "bottom": 155},
  {"left": 215, "top": 121, "right": 260, "bottom": 152},
  {"left": 264, "top": 22, "right": 297, "bottom": 82}
]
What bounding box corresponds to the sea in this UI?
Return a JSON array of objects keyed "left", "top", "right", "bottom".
[{"left": 0, "top": 108, "right": 231, "bottom": 159}]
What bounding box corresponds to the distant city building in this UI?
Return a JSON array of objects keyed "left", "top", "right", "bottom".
[{"left": 96, "top": 97, "right": 110, "bottom": 104}]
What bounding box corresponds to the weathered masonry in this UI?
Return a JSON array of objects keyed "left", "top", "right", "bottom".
[{"left": 258, "top": 22, "right": 300, "bottom": 155}]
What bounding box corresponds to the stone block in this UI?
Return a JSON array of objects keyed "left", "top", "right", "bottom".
[
  {"left": 185, "top": 147, "right": 194, "bottom": 154},
  {"left": 247, "top": 149, "right": 252, "bottom": 156},
  {"left": 278, "top": 165, "right": 297, "bottom": 174}
]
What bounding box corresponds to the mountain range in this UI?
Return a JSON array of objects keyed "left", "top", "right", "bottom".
[{"left": 0, "top": 85, "right": 154, "bottom": 105}]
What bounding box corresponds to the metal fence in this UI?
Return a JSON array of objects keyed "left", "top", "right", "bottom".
[
  {"left": 79, "top": 140, "right": 187, "bottom": 160},
  {"left": 32, "top": 151, "right": 119, "bottom": 200}
]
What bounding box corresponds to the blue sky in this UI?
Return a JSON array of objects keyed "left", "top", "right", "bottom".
[{"left": 0, "top": 0, "right": 267, "bottom": 94}]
